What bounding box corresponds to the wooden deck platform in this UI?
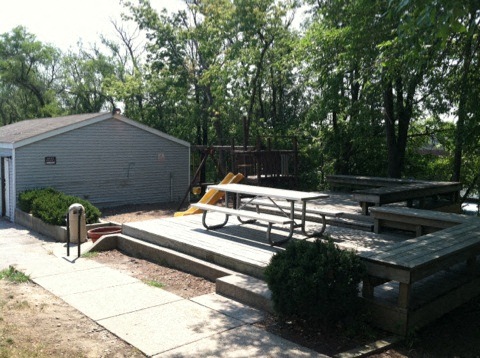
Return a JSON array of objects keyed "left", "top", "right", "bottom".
[{"left": 122, "top": 212, "right": 394, "bottom": 279}]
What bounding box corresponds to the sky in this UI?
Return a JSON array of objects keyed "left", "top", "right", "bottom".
[{"left": 0, "top": 0, "right": 186, "bottom": 50}]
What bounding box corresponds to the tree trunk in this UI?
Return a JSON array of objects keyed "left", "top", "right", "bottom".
[
  {"left": 452, "top": 7, "right": 475, "bottom": 182},
  {"left": 383, "top": 80, "right": 402, "bottom": 178}
]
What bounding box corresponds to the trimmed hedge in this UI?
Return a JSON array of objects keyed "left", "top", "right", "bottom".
[
  {"left": 18, "top": 188, "right": 101, "bottom": 226},
  {"left": 264, "top": 238, "right": 365, "bottom": 327}
]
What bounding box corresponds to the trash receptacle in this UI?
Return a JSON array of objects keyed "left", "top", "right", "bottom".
[{"left": 68, "top": 203, "right": 87, "bottom": 243}]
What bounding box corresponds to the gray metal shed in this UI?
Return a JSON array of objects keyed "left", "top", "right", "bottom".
[{"left": 0, "top": 112, "right": 190, "bottom": 221}]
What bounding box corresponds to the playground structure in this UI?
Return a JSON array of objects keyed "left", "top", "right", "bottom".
[
  {"left": 192, "top": 136, "right": 298, "bottom": 189},
  {"left": 175, "top": 136, "right": 298, "bottom": 212},
  {"left": 174, "top": 173, "right": 244, "bottom": 217}
]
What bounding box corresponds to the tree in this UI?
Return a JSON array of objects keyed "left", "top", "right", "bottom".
[
  {"left": 122, "top": 0, "right": 302, "bottom": 147},
  {"left": 0, "top": 26, "right": 63, "bottom": 124},
  {"left": 101, "top": 21, "right": 147, "bottom": 121},
  {"left": 62, "top": 43, "right": 116, "bottom": 113},
  {"left": 302, "top": 0, "right": 464, "bottom": 179},
  {"left": 389, "top": 0, "right": 480, "bottom": 190}
]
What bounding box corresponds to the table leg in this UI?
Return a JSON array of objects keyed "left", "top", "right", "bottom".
[
  {"left": 360, "top": 202, "right": 369, "bottom": 216},
  {"left": 300, "top": 200, "right": 327, "bottom": 237},
  {"left": 201, "top": 211, "right": 229, "bottom": 230},
  {"left": 398, "top": 282, "right": 411, "bottom": 308},
  {"left": 268, "top": 221, "right": 294, "bottom": 246},
  {"left": 362, "top": 277, "right": 375, "bottom": 298},
  {"left": 467, "top": 256, "right": 477, "bottom": 275}
]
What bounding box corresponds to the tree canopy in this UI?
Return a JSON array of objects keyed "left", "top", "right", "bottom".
[{"left": 0, "top": 0, "right": 478, "bottom": 197}]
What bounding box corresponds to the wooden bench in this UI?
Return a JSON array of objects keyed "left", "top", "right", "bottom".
[
  {"left": 359, "top": 222, "right": 480, "bottom": 335},
  {"left": 326, "top": 174, "right": 425, "bottom": 190},
  {"left": 353, "top": 181, "right": 462, "bottom": 215},
  {"left": 370, "top": 207, "right": 472, "bottom": 236},
  {"left": 190, "top": 203, "right": 294, "bottom": 245}
]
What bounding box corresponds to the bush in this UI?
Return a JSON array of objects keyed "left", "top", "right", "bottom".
[
  {"left": 264, "top": 238, "right": 365, "bottom": 327},
  {"left": 17, "top": 187, "right": 57, "bottom": 213},
  {"left": 18, "top": 188, "right": 101, "bottom": 225}
]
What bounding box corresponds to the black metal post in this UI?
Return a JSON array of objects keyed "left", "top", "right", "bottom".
[
  {"left": 77, "top": 208, "right": 82, "bottom": 258},
  {"left": 66, "top": 213, "right": 70, "bottom": 256}
]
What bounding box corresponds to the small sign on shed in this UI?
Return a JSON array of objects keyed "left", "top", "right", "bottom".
[{"left": 45, "top": 156, "right": 56, "bottom": 165}]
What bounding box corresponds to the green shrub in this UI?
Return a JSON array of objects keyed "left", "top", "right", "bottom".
[
  {"left": 18, "top": 187, "right": 56, "bottom": 213},
  {"left": 18, "top": 188, "right": 101, "bottom": 225},
  {"left": 264, "top": 238, "right": 365, "bottom": 327}
]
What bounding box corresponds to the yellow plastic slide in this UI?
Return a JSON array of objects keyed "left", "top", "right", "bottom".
[{"left": 174, "top": 172, "right": 244, "bottom": 217}]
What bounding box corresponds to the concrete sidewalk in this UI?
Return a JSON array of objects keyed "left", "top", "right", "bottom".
[{"left": 0, "top": 219, "right": 325, "bottom": 357}]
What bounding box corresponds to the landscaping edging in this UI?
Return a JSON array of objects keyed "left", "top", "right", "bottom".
[{"left": 14, "top": 209, "right": 116, "bottom": 242}]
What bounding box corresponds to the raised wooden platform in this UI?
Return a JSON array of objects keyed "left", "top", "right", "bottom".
[{"left": 122, "top": 211, "right": 389, "bottom": 279}]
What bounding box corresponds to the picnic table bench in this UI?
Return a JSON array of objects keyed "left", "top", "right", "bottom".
[
  {"left": 353, "top": 181, "right": 461, "bottom": 215},
  {"left": 360, "top": 221, "right": 480, "bottom": 334},
  {"left": 241, "top": 197, "right": 344, "bottom": 230},
  {"left": 191, "top": 203, "right": 295, "bottom": 245},
  {"left": 370, "top": 207, "right": 472, "bottom": 236}
]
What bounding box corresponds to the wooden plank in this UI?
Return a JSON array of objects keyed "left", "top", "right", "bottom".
[
  {"left": 408, "top": 229, "right": 480, "bottom": 265},
  {"left": 361, "top": 261, "right": 412, "bottom": 283},
  {"left": 398, "top": 282, "right": 411, "bottom": 308},
  {"left": 372, "top": 207, "right": 476, "bottom": 237},
  {"left": 393, "top": 227, "right": 480, "bottom": 270},
  {"left": 361, "top": 224, "right": 480, "bottom": 287},
  {"left": 326, "top": 174, "right": 425, "bottom": 188},
  {"left": 408, "top": 275, "right": 480, "bottom": 334},
  {"left": 363, "top": 265, "right": 480, "bottom": 335},
  {"left": 362, "top": 297, "right": 408, "bottom": 335},
  {"left": 370, "top": 207, "right": 470, "bottom": 224},
  {"left": 360, "top": 224, "right": 472, "bottom": 263}
]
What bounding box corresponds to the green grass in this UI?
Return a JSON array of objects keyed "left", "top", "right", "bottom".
[
  {"left": 81, "top": 251, "right": 99, "bottom": 259},
  {"left": 0, "top": 266, "right": 30, "bottom": 283},
  {"left": 143, "top": 280, "right": 165, "bottom": 288}
]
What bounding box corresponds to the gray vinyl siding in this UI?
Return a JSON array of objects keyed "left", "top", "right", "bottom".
[{"left": 14, "top": 119, "right": 189, "bottom": 208}]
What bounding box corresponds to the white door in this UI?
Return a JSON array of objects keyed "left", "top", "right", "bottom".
[{"left": 2, "top": 157, "right": 12, "bottom": 219}]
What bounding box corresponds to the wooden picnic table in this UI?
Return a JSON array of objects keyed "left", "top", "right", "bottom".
[
  {"left": 326, "top": 174, "right": 425, "bottom": 190},
  {"left": 353, "top": 181, "right": 461, "bottom": 215},
  {"left": 192, "top": 183, "right": 329, "bottom": 245}
]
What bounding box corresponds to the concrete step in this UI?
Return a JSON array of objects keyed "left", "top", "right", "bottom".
[
  {"left": 216, "top": 273, "right": 273, "bottom": 314},
  {"left": 91, "top": 234, "right": 275, "bottom": 315}
]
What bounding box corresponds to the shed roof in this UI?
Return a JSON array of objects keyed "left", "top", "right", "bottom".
[{"left": 0, "top": 112, "right": 190, "bottom": 149}]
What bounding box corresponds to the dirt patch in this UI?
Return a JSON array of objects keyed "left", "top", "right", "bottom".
[
  {"left": 90, "top": 249, "right": 215, "bottom": 299},
  {"left": 0, "top": 280, "right": 144, "bottom": 357},
  {"left": 100, "top": 202, "right": 177, "bottom": 224}
]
